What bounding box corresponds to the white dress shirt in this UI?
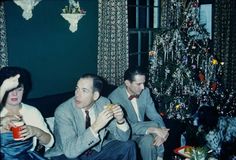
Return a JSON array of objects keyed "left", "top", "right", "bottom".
[{"left": 126, "top": 91, "right": 141, "bottom": 121}]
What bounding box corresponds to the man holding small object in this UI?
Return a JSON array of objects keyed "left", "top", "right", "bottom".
[{"left": 46, "top": 73, "right": 136, "bottom": 160}]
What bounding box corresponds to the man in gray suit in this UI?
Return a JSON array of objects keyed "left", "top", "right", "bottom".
[
  {"left": 109, "top": 67, "right": 169, "bottom": 160},
  {"left": 46, "top": 74, "right": 136, "bottom": 160}
]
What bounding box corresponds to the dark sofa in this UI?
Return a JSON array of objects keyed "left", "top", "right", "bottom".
[
  {"left": 23, "top": 84, "right": 182, "bottom": 160},
  {"left": 24, "top": 83, "right": 117, "bottom": 118},
  {"left": 24, "top": 91, "right": 74, "bottom": 118}
]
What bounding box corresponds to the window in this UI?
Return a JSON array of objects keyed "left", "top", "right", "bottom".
[
  {"left": 199, "top": 4, "right": 212, "bottom": 39},
  {"left": 128, "top": 0, "right": 160, "bottom": 69}
]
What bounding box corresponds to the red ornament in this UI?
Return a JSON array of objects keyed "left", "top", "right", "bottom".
[
  {"left": 188, "top": 21, "right": 193, "bottom": 27},
  {"left": 210, "top": 82, "right": 217, "bottom": 91},
  {"left": 160, "top": 112, "right": 165, "bottom": 117},
  {"left": 192, "top": 2, "right": 199, "bottom": 7},
  {"left": 198, "top": 72, "right": 205, "bottom": 82}
]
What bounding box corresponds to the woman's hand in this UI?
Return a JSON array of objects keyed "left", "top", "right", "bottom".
[
  {"left": 0, "top": 74, "right": 20, "bottom": 102},
  {"left": 20, "top": 125, "right": 51, "bottom": 145},
  {"left": 20, "top": 125, "right": 42, "bottom": 140},
  {"left": 0, "top": 115, "right": 21, "bottom": 132},
  {"left": 1, "top": 74, "right": 20, "bottom": 92}
]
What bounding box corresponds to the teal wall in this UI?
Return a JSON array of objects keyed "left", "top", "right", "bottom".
[{"left": 4, "top": 0, "right": 98, "bottom": 98}]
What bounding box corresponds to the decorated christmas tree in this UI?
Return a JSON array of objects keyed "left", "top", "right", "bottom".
[{"left": 148, "top": 0, "right": 235, "bottom": 121}]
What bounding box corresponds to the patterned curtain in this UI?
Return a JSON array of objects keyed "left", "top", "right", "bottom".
[
  {"left": 97, "top": 0, "right": 128, "bottom": 86},
  {"left": 160, "top": 0, "right": 187, "bottom": 28},
  {"left": 0, "top": 2, "right": 8, "bottom": 68},
  {"left": 213, "top": 0, "right": 236, "bottom": 90}
]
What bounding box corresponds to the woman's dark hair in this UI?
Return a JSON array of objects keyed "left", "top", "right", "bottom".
[{"left": 0, "top": 66, "right": 32, "bottom": 105}]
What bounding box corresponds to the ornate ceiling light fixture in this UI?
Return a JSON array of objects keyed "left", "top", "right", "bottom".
[{"left": 13, "top": 0, "right": 41, "bottom": 20}]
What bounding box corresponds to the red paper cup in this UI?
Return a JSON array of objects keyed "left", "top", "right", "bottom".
[{"left": 11, "top": 121, "right": 24, "bottom": 140}]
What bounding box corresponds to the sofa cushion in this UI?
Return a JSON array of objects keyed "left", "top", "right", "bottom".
[{"left": 46, "top": 117, "right": 55, "bottom": 133}]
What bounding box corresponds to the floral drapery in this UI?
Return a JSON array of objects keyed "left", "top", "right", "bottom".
[
  {"left": 0, "top": 2, "right": 8, "bottom": 68},
  {"left": 213, "top": 0, "right": 236, "bottom": 90},
  {"left": 97, "top": 0, "right": 128, "bottom": 86}
]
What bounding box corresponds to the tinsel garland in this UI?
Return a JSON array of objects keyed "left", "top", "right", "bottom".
[
  {"left": 149, "top": 0, "right": 236, "bottom": 120},
  {"left": 152, "top": 0, "right": 236, "bottom": 159}
]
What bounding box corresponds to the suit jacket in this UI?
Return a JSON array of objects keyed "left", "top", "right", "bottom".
[
  {"left": 109, "top": 84, "right": 165, "bottom": 136},
  {"left": 45, "top": 96, "right": 130, "bottom": 159}
]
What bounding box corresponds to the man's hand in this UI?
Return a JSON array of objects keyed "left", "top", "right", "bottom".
[
  {"left": 111, "top": 104, "right": 125, "bottom": 123},
  {"left": 147, "top": 127, "right": 169, "bottom": 141},
  {"left": 91, "top": 109, "right": 113, "bottom": 133},
  {"left": 152, "top": 135, "right": 167, "bottom": 146},
  {"left": 147, "top": 127, "right": 169, "bottom": 146}
]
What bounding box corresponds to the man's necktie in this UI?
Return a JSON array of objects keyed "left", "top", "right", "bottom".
[
  {"left": 85, "top": 110, "right": 91, "bottom": 129},
  {"left": 128, "top": 95, "right": 139, "bottom": 100},
  {"left": 84, "top": 110, "right": 93, "bottom": 156}
]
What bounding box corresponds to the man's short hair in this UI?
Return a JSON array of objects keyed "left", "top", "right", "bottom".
[
  {"left": 80, "top": 74, "right": 103, "bottom": 93},
  {"left": 124, "top": 66, "right": 146, "bottom": 82}
]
